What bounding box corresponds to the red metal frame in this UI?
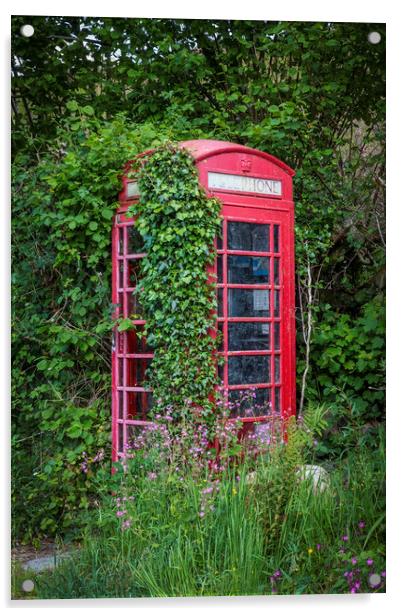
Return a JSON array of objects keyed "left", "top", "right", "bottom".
[{"left": 112, "top": 140, "right": 295, "bottom": 461}]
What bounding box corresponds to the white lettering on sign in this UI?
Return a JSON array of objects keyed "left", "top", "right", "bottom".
[
  {"left": 208, "top": 172, "right": 282, "bottom": 197},
  {"left": 127, "top": 181, "right": 140, "bottom": 198}
]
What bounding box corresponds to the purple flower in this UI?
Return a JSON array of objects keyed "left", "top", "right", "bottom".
[
  {"left": 366, "top": 558, "right": 374, "bottom": 566},
  {"left": 342, "top": 535, "right": 349, "bottom": 542},
  {"left": 121, "top": 518, "right": 131, "bottom": 530},
  {"left": 351, "top": 557, "right": 358, "bottom": 565},
  {"left": 358, "top": 520, "right": 365, "bottom": 529},
  {"left": 273, "top": 570, "right": 282, "bottom": 578},
  {"left": 116, "top": 510, "right": 126, "bottom": 517},
  {"left": 316, "top": 544, "right": 321, "bottom": 551},
  {"left": 381, "top": 570, "right": 386, "bottom": 578}
]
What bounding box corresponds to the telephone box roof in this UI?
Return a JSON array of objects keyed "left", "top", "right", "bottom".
[{"left": 178, "top": 139, "right": 295, "bottom": 177}]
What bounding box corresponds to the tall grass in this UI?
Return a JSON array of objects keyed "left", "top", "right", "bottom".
[{"left": 36, "top": 411, "right": 385, "bottom": 598}]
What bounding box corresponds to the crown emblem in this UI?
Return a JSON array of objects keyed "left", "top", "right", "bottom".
[{"left": 240, "top": 158, "right": 252, "bottom": 173}]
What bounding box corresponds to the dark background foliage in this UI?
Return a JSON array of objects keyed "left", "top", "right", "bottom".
[{"left": 11, "top": 17, "right": 385, "bottom": 540}]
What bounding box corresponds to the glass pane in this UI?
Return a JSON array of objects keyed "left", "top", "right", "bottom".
[
  {"left": 228, "top": 288, "right": 270, "bottom": 317},
  {"left": 274, "top": 289, "right": 280, "bottom": 317},
  {"left": 228, "top": 355, "right": 270, "bottom": 385},
  {"left": 274, "top": 322, "right": 280, "bottom": 351},
  {"left": 127, "top": 358, "right": 152, "bottom": 387},
  {"left": 118, "top": 423, "right": 124, "bottom": 452},
  {"left": 118, "top": 292, "right": 124, "bottom": 316},
  {"left": 118, "top": 227, "right": 124, "bottom": 255},
  {"left": 228, "top": 222, "right": 269, "bottom": 252},
  {"left": 218, "top": 361, "right": 224, "bottom": 383},
  {"left": 127, "top": 225, "right": 144, "bottom": 254},
  {"left": 217, "top": 255, "right": 223, "bottom": 283},
  {"left": 274, "top": 258, "right": 280, "bottom": 285},
  {"left": 217, "top": 321, "right": 224, "bottom": 351},
  {"left": 118, "top": 358, "right": 124, "bottom": 386},
  {"left": 127, "top": 391, "right": 153, "bottom": 420},
  {"left": 228, "top": 256, "right": 269, "bottom": 284},
  {"left": 274, "top": 225, "right": 280, "bottom": 253},
  {"left": 229, "top": 388, "right": 271, "bottom": 418},
  {"left": 118, "top": 391, "right": 124, "bottom": 419},
  {"left": 275, "top": 355, "right": 280, "bottom": 383},
  {"left": 127, "top": 328, "right": 153, "bottom": 353},
  {"left": 218, "top": 288, "right": 223, "bottom": 316},
  {"left": 274, "top": 388, "right": 281, "bottom": 413},
  {"left": 119, "top": 262, "right": 124, "bottom": 289},
  {"left": 128, "top": 259, "right": 142, "bottom": 288},
  {"left": 228, "top": 322, "right": 270, "bottom": 351},
  {"left": 127, "top": 290, "right": 143, "bottom": 318},
  {"left": 217, "top": 221, "right": 223, "bottom": 250}
]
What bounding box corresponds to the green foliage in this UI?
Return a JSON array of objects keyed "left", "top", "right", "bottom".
[
  {"left": 11, "top": 115, "right": 179, "bottom": 541},
  {"left": 128, "top": 145, "right": 222, "bottom": 419},
  {"left": 306, "top": 296, "right": 385, "bottom": 457}
]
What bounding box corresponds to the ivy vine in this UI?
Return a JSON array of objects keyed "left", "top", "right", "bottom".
[{"left": 128, "top": 144, "right": 222, "bottom": 422}]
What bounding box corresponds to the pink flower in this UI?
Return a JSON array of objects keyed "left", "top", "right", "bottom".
[
  {"left": 366, "top": 558, "right": 374, "bottom": 566},
  {"left": 121, "top": 518, "right": 131, "bottom": 530},
  {"left": 116, "top": 510, "right": 126, "bottom": 517}
]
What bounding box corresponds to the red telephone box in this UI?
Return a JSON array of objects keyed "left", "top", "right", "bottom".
[{"left": 112, "top": 140, "right": 295, "bottom": 461}]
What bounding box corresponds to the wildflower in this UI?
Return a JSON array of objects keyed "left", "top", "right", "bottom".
[
  {"left": 232, "top": 488, "right": 237, "bottom": 495},
  {"left": 366, "top": 558, "right": 374, "bottom": 566},
  {"left": 358, "top": 520, "right": 366, "bottom": 529},
  {"left": 307, "top": 547, "right": 313, "bottom": 555},
  {"left": 351, "top": 557, "right": 358, "bottom": 565},
  {"left": 199, "top": 511, "right": 205, "bottom": 518},
  {"left": 316, "top": 544, "right": 321, "bottom": 551},
  {"left": 121, "top": 518, "right": 131, "bottom": 530},
  {"left": 342, "top": 535, "right": 349, "bottom": 542},
  {"left": 381, "top": 571, "right": 386, "bottom": 578},
  {"left": 147, "top": 472, "right": 157, "bottom": 480},
  {"left": 116, "top": 510, "right": 126, "bottom": 517},
  {"left": 273, "top": 570, "right": 282, "bottom": 578}
]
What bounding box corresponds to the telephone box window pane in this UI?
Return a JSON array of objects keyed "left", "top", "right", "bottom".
[
  {"left": 228, "top": 355, "right": 270, "bottom": 385},
  {"left": 118, "top": 228, "right": 124, "bottom": 254},
  {"left": 118, "top": 358, "right": 124, "bottom": 386},
  {"left": 274, "top": 322, "right": 280, "bottom": 350},
  {"left": 274, "top": 289, "right": 280, "bottom": 317},
  {"left": 217, "top": 224, "right": 223, "bottom": 250},
  {"left": 218, "top": 288, "right": 223, "bottom": 316},
  {"left": 275, "top": 388, "right": 281, "bottom": 413},
  {"left": 274, "top": 225, "right": 280, "bottom": 253},
  {"left": 228, "top": 322, "right": 270, "bottom": 351},
  {"left": 118, "top": 423, "right": 124, "bottom": 452},
  {"left": 217, "top": 255, "right": 223, "bottom": 283},
  {"left": 218, "top": 361, "right": 224, "bottom": 383},
  {"left": 127, "top": 290, "right": 143, "bottom": 319},
  {"left": 118, "top": 292, "right": 124, "bottom": 316},
  {"left": 118, "top": 391, "right": 124, "bottom": 419},
  {"left": 218, "top": 321, "right": 224, "bottom": 351},
  {"left": 119, "top": 263, "right": 124, "bottom": 289},
  {"left": 275, "top": 355, "right": 280, "bottom": 383},
  {"left": 127, "top": 328, "right": 153, "bottom": 354},
  {"left": 229, "top": 388, "right": 271, "bottom": 417},
  {"left": 127, "top": 358, "right": 152, "bottom": 387},
  {"left": 228, "top": 288, "right": 270, "bottom": 317},
  {"left": 274, "top": 258, "right": 280, "bottom": 285},
  {"left": 228, "top": 222, "right": 269, "bottom": 252},
  {"left": 127, "top": 225, "right": 144, "bottom": 254},
  {"left": 127, "top": 391, "right": 152, "bottom": 420},
  {"left": 228, "top": 256, "right": 269, "bottom": 284},
  {"left": 128, "top": 259, "right": 141, "bottom": 288}
]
